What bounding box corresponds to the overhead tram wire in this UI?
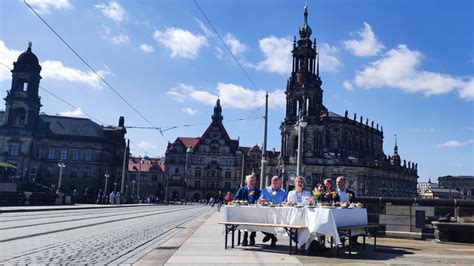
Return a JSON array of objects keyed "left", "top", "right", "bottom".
[
  {"left": 23, "top": 0, "right": 167, "bottom": 141},
  {"left": 193, "top": 0, "right": 266, "bottom": 119},
  {"left": 0, "top": 62, "right": 107, "bottom": 125}
]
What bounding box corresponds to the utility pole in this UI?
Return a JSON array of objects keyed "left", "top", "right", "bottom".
[
  {"left": 260, "top": 92, "right": 268, "bottom": 189},
  {"left": 120, "top": 139, "right": 129, "bottom": 194}
]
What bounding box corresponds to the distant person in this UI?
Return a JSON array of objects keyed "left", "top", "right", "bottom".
[
  {"left": 116, "top": 192, "right": 121, "bottom": 205},
  {"left": 109, "top": 191, "right": 116, "bottom": 204},
  {"left": 224, "top": 191, "right": 233, "bottom": 204},
  {"left": 235, "top": 174, "right": 261, "bottom": 246},
  {"left": 96, "top": 190, "right": 103, "bottom": 204},
  {"left": 216, "top": 191, "right": 224, "bottom": 212},
  {"left": 209, "top": 197, "right": 215, "bottom": 207},
  {"left": 287, "top": 176, "right": 311, "bottom": 204}
]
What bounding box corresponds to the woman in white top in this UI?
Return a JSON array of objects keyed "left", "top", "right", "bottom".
[{"left": 287, "top": 176, "right": 312, "bottom": 204}]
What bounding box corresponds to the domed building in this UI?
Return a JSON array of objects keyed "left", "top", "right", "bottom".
[
  {"left": 0, "top": 43, "right": 127, "bottom": 195},
  {"left": 279, "top": 6, "right": 418, "bottom": 197}
]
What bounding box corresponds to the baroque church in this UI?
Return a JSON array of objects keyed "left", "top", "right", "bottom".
[
  {"left": 0, "top": 43, "right": 127, "bottom": 194},
  {"left": 279, "top": 6, "right": 418, "bottom": 197}
]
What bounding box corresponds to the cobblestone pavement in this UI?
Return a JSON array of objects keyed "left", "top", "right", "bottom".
[{"left": 0, "top": 205, "right": 212, "bottom": 264}]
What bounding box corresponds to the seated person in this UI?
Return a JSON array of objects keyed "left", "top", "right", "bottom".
[
  {"left": 322, "top": 178, "right": 336, "bottom": 202},
  {"left": 287, "top": 176, "right": 311, "bottom": 204},
  {"left": 235, "top": 174, "right": 261, "bottom": 246},
  {"left": 335, "top": 176, "right": 356, "bottom": 203},
  {"left": 258, "top": 176, "right": 287, "bottom": 247}
]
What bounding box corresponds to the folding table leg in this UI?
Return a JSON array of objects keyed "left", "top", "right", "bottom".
[
  {"left": 363, "top": 234, "right": 366, "bottom": 250},
  {"left": 289, "top": 230, "right": 293, "bottom": 255},
  {"left": 224, "top": 225, "right": 229, "bottom": 249},
  {"left": 231, "top": 226, "right": 235, "bottom": 248},
  {"left": 348, "top": 229, "right": 352, "bottom": 256},
  {"left": 374, "top": 230, "right": 377, "bottom": 251},
  {"left": 238, "top": 230, "right": 241, "bottom": 245}
]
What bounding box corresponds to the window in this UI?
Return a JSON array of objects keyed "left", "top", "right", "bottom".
[
  {"left": 195, "top": 180, "right": 201, "bottom": 188},
  {"left": 84, "top": 150, "right": 92, "bottom": 161},
  {"left": 48, "top": 149, "right": 56, "bottom": 160},
  {"left": 225, "top": 171, "right": 231, "bottom": 178},
  {"left": 46, "top": 166, "right": 54, "bottom": 176},
  {"left": 210, "top": 181, "right": 215, "bottom": 188},
  {"left": 211, "top": 170, "right": 215, "bottom": 177},
  {"left": 152, "top": 175, "right": 158, "bottom": 181},
  {"left": 195, "top": 169, "right": 201, "bottom": 177},
  {"left": 71, "top": 167, "right": 78, "bottom": 177},
  {"left": 61, "top": 149, "right": 67, "bottom": 160},
  {"left": 10, "top": 143, "right": 20, "bottom": 157},
  {"left": 225, "top": 182, "right": 231, "bottom": 189},
  {"left": 72, "top": 150, "right": 79, "bottom": 161},
  {"left": 84, "top": 167, "right": 91, "bottom": 178},
  {"left": 175, "top": 168, "right": 179, "bottom": 174}
]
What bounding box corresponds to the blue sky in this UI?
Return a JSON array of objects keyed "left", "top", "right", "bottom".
[{"left": 0, "top": 0, "right": 472, "bottom": 182}]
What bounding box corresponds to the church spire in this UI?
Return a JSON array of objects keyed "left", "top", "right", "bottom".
[
  {"left": 212, "top": 98, "right": 223, "bottom": 122},
  {"left": 394, "top": 134, "right": 398, "bottom": 155},
  {"left": 299, "top": 4, "right": 312, "bottom": 39}
]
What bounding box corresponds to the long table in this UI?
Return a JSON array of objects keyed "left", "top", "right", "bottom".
[{"left": 223, "top": 205, "right": 367, "bottom": 248}]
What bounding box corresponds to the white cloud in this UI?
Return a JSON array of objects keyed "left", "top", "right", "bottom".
[
  {"left": 139, "top": 43, "right": 154, "bottom": 53},
  {"left": 41, "top": 60, "right": 111, "bottom": 89},
  {"left": 59, "top": 107, "right": 85, "bottom": 118},
  {"left": 26, "top": 0, "right": 72, "bottom": 14},
  {"left": 319, "top": 43, "right": 342, "bottom": 72},
  {"left": 182, "top": 107, "right": 198, "bottom": 116},
  {"left": 195, "top": 18, "right": 213, "bottom": 37},
  {"left": 167, "top": 83, "right": 285, "bottom": 110},
  {"left": 256, "top": 36, "right": 292, "bottom": 75},
  {"left": 437, "top": 139, "right": 474, "bottom": 148},
  {"left": 255, "top": 36, "right": 341, "bottom": 75},
  {"left": 102, "top": 27, "right": 129, "bottom": 45},
  {"left": 0, "top": 41, "right": 111, "bottom": 88},
  {"left": 153, "top": 28, "right": 207, "bottom": 59},
  {"left": 352, "top": 44, "right": 473, "bottom": 100},
  {"left": 408, "top": 128, "right": 436, "bottom": 133},
  {"left": 95, "top": 1, "right": 125, "bottom": 23},
  {"left": 0, "top": 41, "right": 22, "bottom": 82},
  {"left": 223, "top": 33, "right": 246, "bottom": 55},
  {"left": 344, "top": 22, "right": 384, "bottom": 56},
  {"left": 137, "top": 140, "right": 157, "bottom": 150},
  {"left": 167, "top": 84, "right": 216, "bottom": 105},
  {"left": 343, "top": 81, "right": 353, "bottom": 91}
]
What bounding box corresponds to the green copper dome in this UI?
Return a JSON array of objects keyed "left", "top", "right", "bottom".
[{"left": 299, "top": 5, "right": 312, "bottom": 39}]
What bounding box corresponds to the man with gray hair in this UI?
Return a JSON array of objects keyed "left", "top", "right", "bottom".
[{"left": 235, "top": 174, "right": 261, "bottom": 246}]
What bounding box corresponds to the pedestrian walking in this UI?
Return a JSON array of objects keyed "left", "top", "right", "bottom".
[
  {"left": 109, "top": 191, "right": 116, "bottom": 204},
  {"left": 116, "top": 192, "right": 121, "bottom": 205},
  {"left": 217, "top": 191, "right": 224, "bottom": 212}
]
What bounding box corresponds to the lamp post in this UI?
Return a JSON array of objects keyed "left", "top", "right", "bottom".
[
  {"left": 185, "top": 147, "right": 193, "bottom": 201},
  {"left": 296, "top": 118, "right": 308, "bottom": 176},
  {"left": 57, "top": 161, "right": 66, "bottom": 190},
  {"left": 132, "top": 180, "right": 136, "bottom": 201},
  {"left": 113, "top": 182, "right": 118, "bottom": 192},
  {"left": 104, "top": 172, "right": 109, "bottom": 194},
  {"left": 137, "top": 157, "right": 143, "bottom": 201}
]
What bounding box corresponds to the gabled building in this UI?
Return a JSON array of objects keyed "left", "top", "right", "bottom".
[
  {"left": 165, "top": 99, "right": 242, "bottom": 201},
  {"left": 0, "top": 43, "right": 126, "bottom": 194},
  {"left": 127, "top": 156, "right": 165, "bottom": 200}
]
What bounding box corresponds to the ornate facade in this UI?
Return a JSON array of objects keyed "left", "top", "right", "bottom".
[
  {"left": 279, "top": 6, "right": 418, "bottom": 197},
  {"left": 0, "top": 44, "right": 127, "bottom": 194}
]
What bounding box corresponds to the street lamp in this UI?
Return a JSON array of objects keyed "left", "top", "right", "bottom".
[
  {"left": 104, "top": 172, "right": 110, "bottom": 194},
  {"left": 185, "top": 146, "right": 193, "bottom": 201},
  {"left": 57, "top": 161, "right": 66, "bottom": 190},
  {"left": 113, "top": 181, "right": 118, "bottom": 192},
  {"left": 295, "top": 118, "right": 308, "bottom": 177},
  {"left": 132, "top": 180, "right": 136, "bottom": 200},
  {"left": 137, "top": 156, "right": 144, "bottom": 201}
]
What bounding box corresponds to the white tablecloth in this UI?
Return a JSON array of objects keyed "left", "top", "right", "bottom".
[{"left": 223, "top": 205, "right": 367, "bottom": 248}]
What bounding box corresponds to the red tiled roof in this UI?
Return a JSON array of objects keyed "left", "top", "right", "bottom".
[
  {"left": 128, "top": 156, "right": 163, "bottom": 172},
  {"left": 179, "top": 137, "right": 200, "bottom": 148}
]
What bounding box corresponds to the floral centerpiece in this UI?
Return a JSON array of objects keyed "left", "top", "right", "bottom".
[
  {"left": 312, "top": 190, "right": 321, "bottom": 204},
  {"left": 348, "top": 193, "right": 353, "bottom": 202},
  {"left": 271, "top": 191, "right": 277, "bottom": 205},
  {"left": 331, "top": 191, "right": 337, "bottom": 202}
]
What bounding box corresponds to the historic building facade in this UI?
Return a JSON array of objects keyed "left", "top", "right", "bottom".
[
  {"left": 437, "top": 176, "right": 474, "bottom": 199},
  {"left": 0, "top": 44, "right": 127, "bottom": 194},
  {"left": 164, "top": 100, "right": 243, "bottom": 201},
  {"left": 127, "top": 156, "right": 165, "bottom": 200},
  {"left": 279, "top": 6, "right": 418, "bottom": 197}
]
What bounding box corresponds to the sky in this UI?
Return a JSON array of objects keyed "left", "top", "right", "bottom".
[{"left": 0, "top": 0, "right": 472, "bottom": 182}]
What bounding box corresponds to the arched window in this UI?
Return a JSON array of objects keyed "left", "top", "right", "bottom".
[{"left": 14, "top": 108, "right": 26, "bottom": 127}]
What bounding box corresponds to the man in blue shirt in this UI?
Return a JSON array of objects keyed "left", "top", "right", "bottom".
[
  {"left": 235, "top": 174, "right": 261, "bottom": 246},
  {"left": 258, "top": 175, "right": 287, "bottom": 247}
]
